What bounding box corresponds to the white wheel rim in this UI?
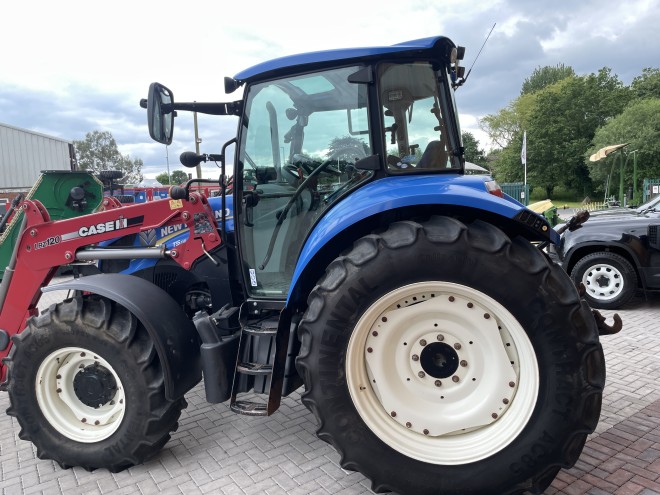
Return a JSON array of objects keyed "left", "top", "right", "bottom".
[
  {"left": 346, "top": 282, "right": 539, "bottom": 465},
  {"left": 35, "top": 346, "right": 126, "bottom": 443},
  {"left": 581, "top": 263, "right": 624, "bottom": 302}
]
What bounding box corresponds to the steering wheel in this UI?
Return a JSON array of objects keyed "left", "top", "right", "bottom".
[{"left": 284, "top": 146, "right": 367, "bottom": 184}]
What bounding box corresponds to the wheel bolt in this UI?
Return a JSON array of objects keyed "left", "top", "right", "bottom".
[
  {"left": 454, "top": 343, "right": 461, "bottom": 350},
  {"left": 460, "top": 360, "right": 468, "bottom": 367},
  {"left": 56, "top": 388, "right": 62, "bottom": 393},
  {"left": 80, "top": 352, "right": 86, "bottom": 357},
  {"left": 418, "top": 371, "right": 426, "bottom": 378},
  {"left": 449, "top": 296, "right": 455, "bottom": 302},
  {"left": 95, "top": 420, "right": 100, "bottom": 425},
  {"left": 509, "top": 381, "right": 516, "bottom": 388},
  {"left": 452, "top": 376, "right": 460, "bottom": 383},
  {"left": 81, "top": 418, "right": 87, "bottom": 423},
  {"left": 437, "top": 334, "right": 444, "bottom": 341},
  {"left": 467, "top": 302, "right": 474, "bottom": 308},
  {"left": 434, "top": 380, "right": 442, "bottom": 387},
  {"left": 503, "top": 398, "right": 510, "bottom": 404},
  {"left": 372, "top": 331, "right": 378, "bottom": 337},
  {"left": 419, "top": 339, "right": 427, "bottom": 346},
  {"left": 56, "top": 374, "right": 61, "bottom": 379},
  {"left": 423, "top": 429, "right": 429, "bottom": 435},
  {"left": 492, "top": 413, "right": 498, "bottom": 419},
  {"left": 484, "top": 313, "right": 491, "bottom": 319},
  {"left": 412, "top": 354, "right": 419, "bottom": 361},
  {"left": 382, "top": 317, "right": 388, "bottom": 322},
  {"left": 391, "top": 411, "right": 397, "bottom": 417},
  {"left": 406, "top": 422, "right": 412, "bottom": 428},
  {"left": 367, "top": 347, "right": 373, "bottom": 353}
]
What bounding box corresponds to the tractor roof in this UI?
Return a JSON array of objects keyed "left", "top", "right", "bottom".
[{"left": 233, "top": 35, "right": 455, "bottom": 85}]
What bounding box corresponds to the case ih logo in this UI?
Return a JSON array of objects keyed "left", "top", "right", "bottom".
[
  {"left": 61, "top": 216, "right": 144, "bottom": 241},
  {"left": 79, "top": 219, "right": 128, "bottom": 237}
]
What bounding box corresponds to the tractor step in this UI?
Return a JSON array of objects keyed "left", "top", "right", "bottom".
[
  {"left": 229, "top": 300, "right": 288, "bottom": 417},
  {"left": 236, "top": 362, "right": 273, "bottom": 375},
  {"left": 230, "top": 400, "right": 268, "bottom": 416}
]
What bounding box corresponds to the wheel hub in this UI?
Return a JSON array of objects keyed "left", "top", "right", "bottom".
[
  {"left": 35, "top": 346, "right": 126, "bottom": 442},
  {"left": 419, "top": 342, "right": 458, "bottom": 379},
  {"left": 348, "top": 283, "right": 540, "bottom": 464},
  {"left": 363, "top": 291, "right": 519, "bottom": 437},
  {"left": 73, "top": 363, "right": 118, "bottom": 408},
  {"left": 583, "top": 263, "right": 623, "bottom": 300}
]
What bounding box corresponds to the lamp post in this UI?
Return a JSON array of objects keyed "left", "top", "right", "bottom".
[{"left": 193, "top": 109, "right": 202, "bottom": 180}]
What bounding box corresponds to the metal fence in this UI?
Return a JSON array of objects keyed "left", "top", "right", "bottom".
[{"left": 501, "top": 182, "right": 530, "bottom": 206}]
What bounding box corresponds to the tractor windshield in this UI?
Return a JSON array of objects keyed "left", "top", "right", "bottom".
[{"left": 237, "top": 65, "right": 373, "bottom": 297}]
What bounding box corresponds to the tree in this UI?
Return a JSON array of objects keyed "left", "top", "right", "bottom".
[
  {"left": 74, "top": 130, "right": 143, "bottom": 184},
  {"left": 155, "top": 172, "right": 170, "bottom": 185},
  {"left": 630, "top": 68, "right": 660, "bottom": 100},
  {"left": 157, "top": 170, "right": 189, "bottom": 185},
  {"left": 588, "top": 98, "right": 660, "bottom": 200},
  {"left": 461, "top": 131, "right": 487, "bottom": 166},
  {"left": 326, "top": 136, "right": 370, "bottom": 159},
  {"left": 521, "top": 64, "right": 576, "bottom": 95},
  {"left": 523, "top": 69, "right": 629, "bottom": 197}
]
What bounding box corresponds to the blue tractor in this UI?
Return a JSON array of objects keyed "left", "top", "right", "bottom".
[{"left": 3, "top": 35, "right": 614, "bottom": 495}]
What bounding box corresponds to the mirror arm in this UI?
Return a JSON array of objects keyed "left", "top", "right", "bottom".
[{"left": 172, "top": 101, "right": 242, "bottom": 116}]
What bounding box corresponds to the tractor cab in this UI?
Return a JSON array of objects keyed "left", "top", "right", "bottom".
[{"left": 146, "top": 36, "right": 466, "bottom": 299}]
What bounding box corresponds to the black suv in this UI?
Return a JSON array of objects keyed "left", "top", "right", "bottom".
[{"left": 551, "top": 195, "right": 660, "bottom": 309}]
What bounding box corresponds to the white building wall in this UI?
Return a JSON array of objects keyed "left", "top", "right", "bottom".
[{"left": 0, "top": 122, "right": 73, "bottom": 192}]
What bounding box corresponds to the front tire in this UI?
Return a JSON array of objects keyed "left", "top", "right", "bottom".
[
  {"left": 570, "top": 251, "right": 637, "bottom": 309},
  {"left": 296, "top": 217, "right": 604, "bottom": 495},
  {"left": 4, "top": 296, "right": 186, "bottom": 472}
]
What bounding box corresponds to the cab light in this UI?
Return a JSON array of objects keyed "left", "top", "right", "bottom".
[{"left": 485, "top": 180, "right": 504, "bottom": 198}]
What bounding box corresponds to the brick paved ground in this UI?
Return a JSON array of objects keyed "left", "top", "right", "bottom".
[{"left": 1, "top": 280, "right": 659, "bottom": 495}]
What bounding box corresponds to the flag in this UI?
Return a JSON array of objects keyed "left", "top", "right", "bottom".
[{"left": 521, "top": 131, "right": 527, "bottom": 165}]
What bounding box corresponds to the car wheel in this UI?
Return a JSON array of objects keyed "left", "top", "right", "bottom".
[{"left": 570, "top": 252, "right": 637, "bottom": 310}]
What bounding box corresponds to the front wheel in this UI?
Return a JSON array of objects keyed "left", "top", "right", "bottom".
[
  {"left": 5, "top": 296, "right": 187, "bottom": 472},
  {"left": 570, "top": 251, "right": 637, "bottom": 309},
  {"left": 296, "top": 217, "right": 605, "bottom": 495}
]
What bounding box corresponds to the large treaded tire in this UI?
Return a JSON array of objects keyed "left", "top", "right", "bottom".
[
  {"left": 296, "top": 216, "right": 605, "bottom": 495},
  {"left": 4, "top": 295, "right": 186, "bottom": 472},
  {"left": 98, "top": 170, "right": 124, "bottom": 181},
  {"left": 570, "top": 251, "right": 637, "bottom": 310}
]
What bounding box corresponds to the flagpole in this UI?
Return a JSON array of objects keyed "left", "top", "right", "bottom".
[{"left": 521, "top": 130, "right": 527, "bottom": 205}]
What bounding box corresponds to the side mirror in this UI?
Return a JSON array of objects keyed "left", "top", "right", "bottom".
[{"left": 146, "top": 83, "right": 174, "bottom": 145}]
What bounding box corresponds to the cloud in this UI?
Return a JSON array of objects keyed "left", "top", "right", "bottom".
[{"left": 1, "top": 0, "right": 658, "bottom": 166}]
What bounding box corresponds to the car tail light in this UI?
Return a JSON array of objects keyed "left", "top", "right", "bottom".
[{"left": 485, "top": 180, "right": 504, "bottom": 198}]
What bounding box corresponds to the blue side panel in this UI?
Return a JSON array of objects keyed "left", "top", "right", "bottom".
[
  {"left": 207, "top": 196, "right": 235, "bottom": 233},
  {"left": 287, "top": 174, "right": 550, "bottom": 302},
  {"left": 234, "top": 36, "right": 449, "bottom": 82}
]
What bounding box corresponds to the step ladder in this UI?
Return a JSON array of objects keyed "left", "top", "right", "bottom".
[{"left": 229, "top": 300, "right": 289, "bottom": 416}]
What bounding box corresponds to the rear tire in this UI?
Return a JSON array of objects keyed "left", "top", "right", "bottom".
[
  {"left": 570, "top": 251, "right": 637, "bottom": 309},
  {"left": 5, "top": 295, "right": 186, "bottom": 472},
  {"left": 296, "top": 217, "right": 604, "bottom": 495}
]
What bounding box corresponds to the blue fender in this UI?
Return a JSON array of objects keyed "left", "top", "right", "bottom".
[{"left": 287, "top": 174, "right": 555, "bottom": 303}]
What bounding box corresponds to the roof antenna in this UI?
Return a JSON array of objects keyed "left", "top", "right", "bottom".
[{"left": 454, "top": 22, "right": 496, "bottom": 89}]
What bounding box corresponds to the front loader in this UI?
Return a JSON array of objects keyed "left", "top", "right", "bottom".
[{"left": 0, "top": 35, "right": 620, "bottom": 495}]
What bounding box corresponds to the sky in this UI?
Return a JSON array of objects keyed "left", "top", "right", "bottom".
[{"left": 2, "top": 0, "right": 659, "bottom": 179}]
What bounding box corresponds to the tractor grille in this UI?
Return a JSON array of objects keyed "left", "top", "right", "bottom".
[{"left": 154, "top": 272, "right": 178, "bottom": 291}]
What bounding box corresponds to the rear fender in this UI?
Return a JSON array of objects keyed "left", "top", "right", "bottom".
[
  {"left": 287, "top": 174, "right": 556, "bottom": 304},
  {"left": 43, "top": 274, "right": 201, "bottom": 400}
]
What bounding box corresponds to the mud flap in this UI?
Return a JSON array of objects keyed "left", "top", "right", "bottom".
[{"left": 43, "top": 273, "right": 201, "bottom": 400}]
